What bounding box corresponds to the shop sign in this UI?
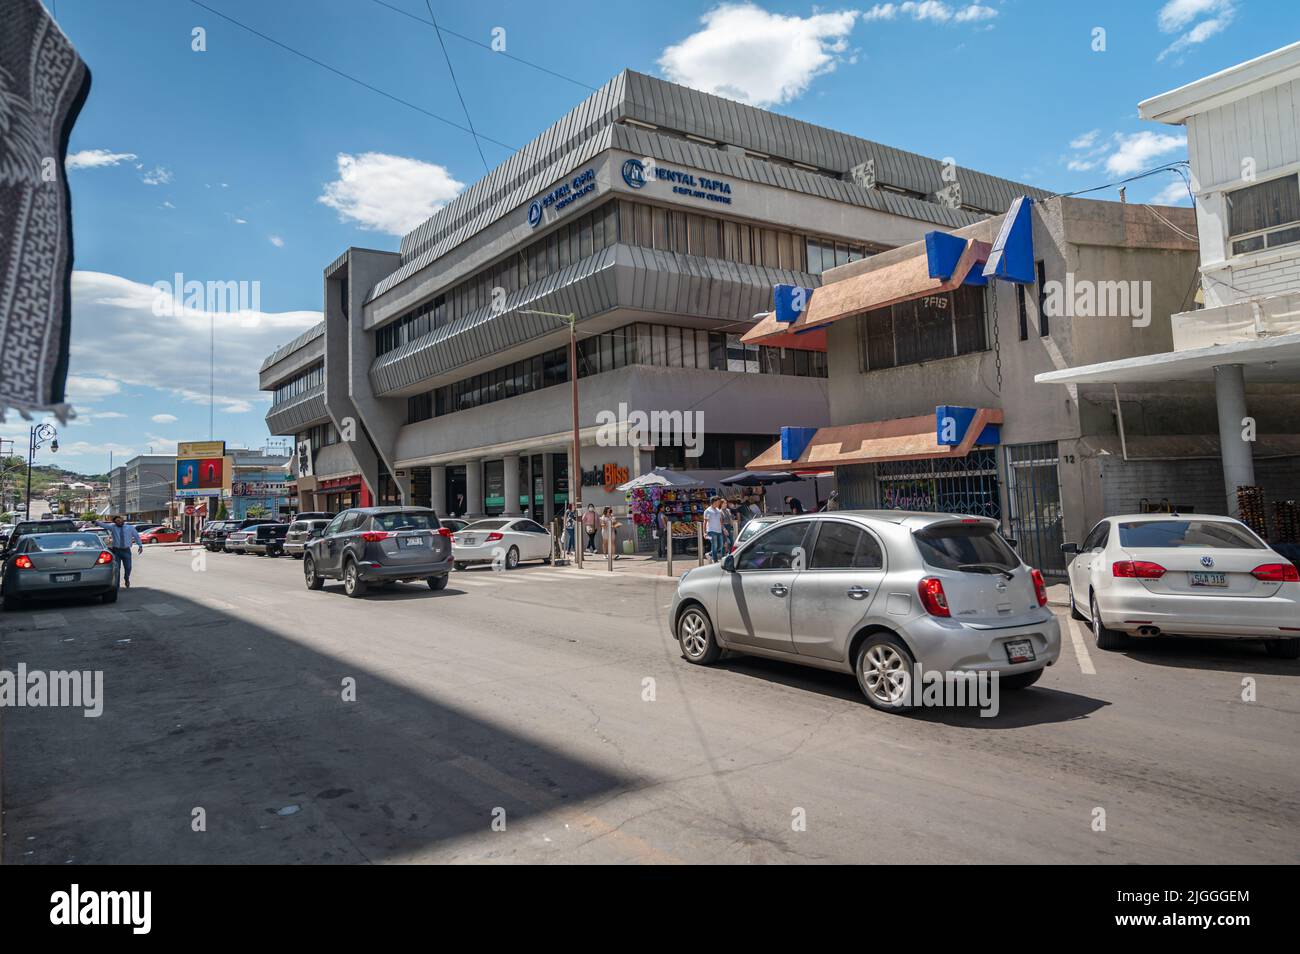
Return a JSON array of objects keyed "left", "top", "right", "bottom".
[{"left": 581, "top": 463, "right": 629, "bottom": 492}]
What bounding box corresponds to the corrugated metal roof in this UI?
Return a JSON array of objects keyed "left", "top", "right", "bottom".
[{"left": 259, "top": 322, "right": 325, "bottom": 372}]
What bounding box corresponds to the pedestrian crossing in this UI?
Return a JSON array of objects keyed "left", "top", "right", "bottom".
[{"left": 449, "top": 566, "right": 663, "bottom": 587}]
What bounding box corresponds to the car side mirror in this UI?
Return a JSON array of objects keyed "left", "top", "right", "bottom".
[
  {"left": 722, "top": 554, "right": 735, "bottom": 573},
  {"left": 1060, "top": 542, "right": 1079, "bottom": 555}
]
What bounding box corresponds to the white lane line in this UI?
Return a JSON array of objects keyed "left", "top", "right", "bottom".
[
  {"left": 144, "top": 603, "right": 183, "bottom": 617},
  {"left": 32, "top": 613, "right": 68, "bottom": 629},
  {"left": 1065, "top": 616, "right": 1097, "bottom": 675}
]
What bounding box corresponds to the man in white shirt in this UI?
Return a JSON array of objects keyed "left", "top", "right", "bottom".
[
  {"left": 98, "top": 515, "right": 144, "bottom": 588},
  {"left": 704, "top": 497, "right": 726, "bottom": 563}
]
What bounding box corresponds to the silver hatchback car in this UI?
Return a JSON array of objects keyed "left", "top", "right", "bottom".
[{"left": 670, "top": 511, "right": 1061, "bottom": 713}]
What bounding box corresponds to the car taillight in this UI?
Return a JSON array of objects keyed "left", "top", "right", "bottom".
[
  {"left": 13, "top": 554, "right": 33, "bottom": 569},
  {"left": 437, "top": 527, "right": 452, "bottom": 538},
  {"left": 1030, "top": 567, "right": 1048, "bottom": 606},
  {"left": 96, "top": 550, "right": 114, "bottom": 564},
  {"left": 361, "top": 531, "right": 391, "bottom": 542},
  {"left": 485, "top": 532, "right": 503, "bottom": 542},
  {"left": 1251, "top": 563, "right": 1300, "bottom": 582},
  {"left": 917, "top": 576, "right": 950, "bottom": 617},
  {"left": 1112, "top": 560, "right": 1166, "bottom": 579}
]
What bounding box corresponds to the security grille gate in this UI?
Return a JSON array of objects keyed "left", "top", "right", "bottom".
[
  {"left": 1004, "top": 441, "right": 1066, "bottom": 579},
  {"left": 875, "top": 449, "right": 1001, "bottom": 519}
]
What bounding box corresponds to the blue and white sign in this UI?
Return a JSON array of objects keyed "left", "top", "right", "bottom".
[
  {"left": 621, "top": 157, "right": 733, "bottom": 206},
  {"left": 528, "top": 167, "right": 596, "bottom": 227}
]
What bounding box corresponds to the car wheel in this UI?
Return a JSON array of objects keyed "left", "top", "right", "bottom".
[
  {"left": 854, "top": 633, "right": 916, "bottom": 713},
  {"left": 101, "top": 588, "right": 118, "bottom": 604},
  {"left": 1090, "top": 593, "right": 1125, "bottom": 651},
  {"left": 427, "top": 575, "right": 449, "bottom": 591},
  {"left": 676, "top": 605, "right": 721, "bottom": 664},
  {"left": 1265, "top": 638, "right": 1300, "bottom": 660},
  {"left": 343, "top": 560, "right": 367, "bottom": 598},
  {"left": 505, "top": 546, "right": 520, "bottom": 570},
  {"left": 303, "top": 554, "right": 324, "bottom": 590},
  {"left": 1000, "top": 667, "right": 1043, "bottom": 690},
  {"left": 1069, "top": 587, "right": 1086, "bottom": 621}
]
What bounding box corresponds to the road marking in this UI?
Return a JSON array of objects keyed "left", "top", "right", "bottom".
[
  {"left": 144, "top": 603, "right": 182, "bottom": 617},
  {"left": 32, "top": 613, "right": 67, "bottom": 629},
  {"left": 1065, "top": 617, "right": 1097, "bottom": 675}
]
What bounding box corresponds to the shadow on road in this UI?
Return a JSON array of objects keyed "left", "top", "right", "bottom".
[
  {"left": 1110, "top": 636, "right": 1300, "bottom": 677},
  {"left": 712, "top": 654, "right": 1106, "bottom": 727},
  {"left": 0, "top": 587, "right": 628, "bottom": 864}
]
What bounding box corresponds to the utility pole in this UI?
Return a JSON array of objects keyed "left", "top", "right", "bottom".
[
  {"left": 522, "top": 309, "right": 582, "bottom": 566},
  {"left": 26, "top": 423, "right": 59, "bottom": 516}
]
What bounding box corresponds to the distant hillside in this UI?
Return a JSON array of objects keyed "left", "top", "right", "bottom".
[{"left": 0, "top": 457, "right": 108, "bottom": 497}]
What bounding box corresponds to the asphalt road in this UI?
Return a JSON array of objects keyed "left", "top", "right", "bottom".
[{"left": 2, "top": 544, "right": 1298, "bottom": 864}]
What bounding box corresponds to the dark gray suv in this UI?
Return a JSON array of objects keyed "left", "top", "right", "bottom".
[{"left": 303, "top": 507, "right": 453, "bottom": 597}]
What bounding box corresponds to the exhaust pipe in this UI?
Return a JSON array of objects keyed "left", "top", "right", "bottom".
[{"left": 1136, "top": 625, "right": 1161, "bottom": 637}]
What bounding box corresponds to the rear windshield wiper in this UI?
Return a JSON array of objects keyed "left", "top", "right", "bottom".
[{"left": 958, "top": 563, "right": 1016, "bottom": 580}]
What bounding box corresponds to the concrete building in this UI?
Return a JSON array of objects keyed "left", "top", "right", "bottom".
[
  {"left": 108, "top": 455, "right": 175, "bottom": 523},
  {"left": 1036, "top": 42, "right": 1300, "bottom": 545},
  {"left": 261, "top": 69, "right": 1042, "bottom": 547},
  {"left": 744, "top": 193, "right": 1224, "bottom": 577}
]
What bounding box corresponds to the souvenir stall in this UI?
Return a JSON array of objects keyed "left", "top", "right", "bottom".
[{"left": 617, "top": 468, "right": 714, "bottom": 554}]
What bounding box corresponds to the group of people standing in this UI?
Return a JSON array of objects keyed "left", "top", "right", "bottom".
[{"left": 561, "top": 503, "right": 622, "bottom": 559}]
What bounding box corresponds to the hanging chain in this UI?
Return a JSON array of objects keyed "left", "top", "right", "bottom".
[{"left": 989, "top": 282, "right": 1003, "bottom": 392}]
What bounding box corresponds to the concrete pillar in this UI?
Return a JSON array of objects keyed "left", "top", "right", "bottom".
[
  {"left": 502, "top": 454, "right": 520, "bottom": 515},
  {"left": 464, "top": 459, "right": 483, "bottom": 518},
  {"left": 1214, "top": 363, "right": 1254, "bottom": 518},
  {"left": 430, "top": 465, "right": 446, "bottom": 515},
  {"left": 542, "top": 452, "right": 555, "bottom": 524}
]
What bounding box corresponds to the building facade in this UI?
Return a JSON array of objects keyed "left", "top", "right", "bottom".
[
  {"left": 261, "top": 70, "right": 1044, "bottom": 546},
  {"left": 108, "top": 455, "right": 175, "bottom": 523}
]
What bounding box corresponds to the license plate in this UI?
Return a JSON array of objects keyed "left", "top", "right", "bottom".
[
  {"left": 461, "top": 536, "right": 476, "bottom": 546},
  {"left": 1004, "top": 639, "right": 1035, "bottom": 664},
  {"left": 52, "top": 573, "right": 78, "bottom": 583},
  {"left": 1188, "top": 571, "right": 1227, "bottom": 587},
  {"left": 401, "top": 536, "right": 425, "bottom": 548}
]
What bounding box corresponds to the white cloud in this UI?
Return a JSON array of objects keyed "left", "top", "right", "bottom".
[
  {"left": 65, "top": 376, "right": 121, "bottom": 403},
  {"left": 658, "top": 3, "right": 859, "bottom": 107},
  {"left": 317, "top": 152, "right": 465, "bottom": 236},
  {"left": 1150, "top": 179, "right": 1193, "bottom": 205},
  {"left": 68, "top": 270, "right": 320, "bottom": 416},
  {"left": 1105, "top": 131, "right": 1187, "bottom": 175},
  {"left": 1070, "top": 130, "right": 1100, "bottom": 150},
  {"left": 66, "top": 149, "right": 138, "bottom": 169},
  {"left": 268, "top": 235, "right": 285, "bottom": 248},
  {"left": 151, "top": 414, "right": 178, "bottom": 424},
  {"left": 864, "top": 2, "right": 997, "bottom": 24},
  {"left": 140, "top": 165, "right": 173, "bottom": 186},
  {"left": 1157, "top": 0, "right": 1235, "bottom": 62}
]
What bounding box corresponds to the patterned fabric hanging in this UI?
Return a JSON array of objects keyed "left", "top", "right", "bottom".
[{"left": 0, "top": 0, "right": 91, "bottom": 421}]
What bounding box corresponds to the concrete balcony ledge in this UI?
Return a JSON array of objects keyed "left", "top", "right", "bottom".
[{"left": 1172, "top": 291, "right": 1300, "bottom": 350}]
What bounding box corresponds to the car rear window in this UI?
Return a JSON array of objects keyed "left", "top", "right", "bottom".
[
  {"left": 914, "top": 522, "right": 1018, "bottom": 572},
  {"left": 464, "top": 519, "right": 508, "bottom": 531},
  {"left": 372, "top": 512, "right": 440, "bottom": 531},
  {"left": 31, "top": 533, "right": 102, "bottom": 550},
  {"left": 1118, "top": 520, "right": 1264, "bottom": 549}
]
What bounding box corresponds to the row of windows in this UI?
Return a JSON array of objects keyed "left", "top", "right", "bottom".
[
  {"left": 272, "top": 363, "right": 323, "bottom": 405},
  {"left": 293, "top": 422, "right": 339, "bottom": 449},
  {"left": 375, "top": 198, "right": 881, "bottom": 356},
  {"left": 858, "top": 285, "right": 988, "bottom": 372},
  {"left": 1226, "top": 172, "right": 1300, "bottom": 256},
  {"left": 406, "top": 322, "right": 828, "bottom": 423},
  {"left": 653, "top": 434, "right": 777, "bottom": 472}
]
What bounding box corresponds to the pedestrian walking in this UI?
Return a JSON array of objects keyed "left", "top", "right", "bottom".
[
  {"left": 653, "top": 502, "right": 668, "bottom": 559},
  {"left": 582, "top": 503, "right": 599, "bottom": 553},
  {"left": 705, "top": 497, "right": 726, "bottom": 563},
  {"left": 600, "top": 506, "right": 622, "bottom": 560},
  {"left": 563, "top": 504, "right": 576, "bottom": 556},
  {"left": 97, "top": 514, "right": 144, "bottom": 588}
]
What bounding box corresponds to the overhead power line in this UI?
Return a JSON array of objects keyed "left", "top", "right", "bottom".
[{"left": 423, "top": 0, "right": 489, "bottom": 174}]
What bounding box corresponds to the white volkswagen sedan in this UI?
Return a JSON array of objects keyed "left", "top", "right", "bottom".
[
  {"left": 1063, "top": 513, "right": 1300, "bottom": 657},
  {"left": 452, "top": 518, "right": 553, "bottom": 570}
]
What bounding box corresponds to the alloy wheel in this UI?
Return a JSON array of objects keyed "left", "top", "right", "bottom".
[
  {"left": 679, "top": 610, "right": 708, "bottom": 658},
  {"left": 862, "top": 643, "right": 910, "bottom": 705}
]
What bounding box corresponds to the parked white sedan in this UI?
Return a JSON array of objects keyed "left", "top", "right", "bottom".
[
  {"left": 1063, "top": 513, "right": 1300, "bottom": 657},
  {"left": 452, "top": 518, "right": 553, "bottom": 570}
]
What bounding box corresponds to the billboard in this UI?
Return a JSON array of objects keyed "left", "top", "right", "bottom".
[
  {"left": 177, "top": 440, "right": 226, "bottom": 458},
  {"left": 176, "top": 455, "right": 231, "bottom": 498}
]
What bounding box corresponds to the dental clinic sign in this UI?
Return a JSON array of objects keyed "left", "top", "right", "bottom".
[
  {"left": 622, "top": 158, "right": 733, "bottom": 206},
  {"left": 528, "top": 167, "right": 596, "bottom": 228}
]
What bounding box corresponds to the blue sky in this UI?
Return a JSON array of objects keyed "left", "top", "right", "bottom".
[{"left": 14, "top": 0, "right": 1296, "bottom": 474}]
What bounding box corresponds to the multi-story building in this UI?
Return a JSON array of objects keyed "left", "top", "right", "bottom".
[
  {"left": 261, "top": 69, "right": 1044, "bottom": 546},
  {"left": 1035, "top": 42, "right": 1300, "bottom": 546},
  {"left": 108, "top": 455, "right": 175, "bottom": 523}
]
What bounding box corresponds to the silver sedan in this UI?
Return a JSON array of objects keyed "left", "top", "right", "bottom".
[
  {"left": 670, "top": 511, "right": 1061, "bottom": 713},
  {"left": 2, "top": 531, "right": 119, "bottom": 610}
]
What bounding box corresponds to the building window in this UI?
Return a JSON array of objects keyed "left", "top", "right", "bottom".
[
  {"left": 1036, "top": 260, "right": 1048, "bottom": 336},
  {"left": 272, "top": 362, "right": 323, "bottom": 405},
  {"left": 1226, "top": 173, "right": 1300, "bottom": 256},
  {"left": 859, "top": 285, "right": 988, "bottom": 373},
  {"left": 1016, "top": 285, "right": 1029, "bottom": 341}
]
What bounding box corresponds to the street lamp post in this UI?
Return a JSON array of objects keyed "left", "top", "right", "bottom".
[
  {"left": 520, "top": 309, "right": 581, "bottom": 566},
  {"left": 26, "top": 423, "right": 58, "bottom": 516}
]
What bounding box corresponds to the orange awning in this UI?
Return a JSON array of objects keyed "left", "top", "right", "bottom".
[
  {"left": 746, "top": 408, "right": 1003, "bottom": 472},
  {"left": 742, "top": 239, "right": 991, "bottom": 349}
]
